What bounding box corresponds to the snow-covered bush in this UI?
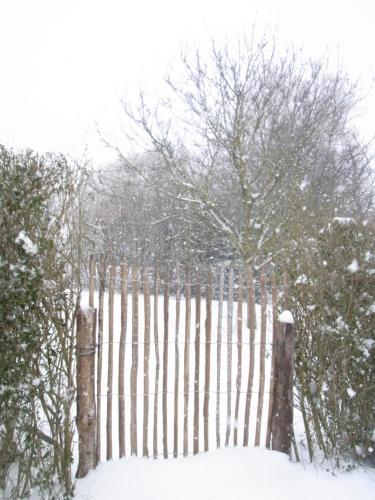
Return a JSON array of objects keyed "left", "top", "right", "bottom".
[
  {"left": 0, "top": 146, "right": 86, "bottom": 498},
  {"left": 290, "top": 218, "right": 375, "bottom": 464}
]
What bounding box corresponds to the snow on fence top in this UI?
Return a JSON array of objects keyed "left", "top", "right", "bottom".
[{"left": 278, "top": 310, "right": 294, "bottom": 324}]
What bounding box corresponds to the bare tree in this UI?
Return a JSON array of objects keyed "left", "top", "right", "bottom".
[{"left": 105, "top": 33, "right": 372, "bottom": 268}]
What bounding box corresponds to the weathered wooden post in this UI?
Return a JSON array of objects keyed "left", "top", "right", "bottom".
[
  {"left": 203, "top": 268, "right": 212, "bottom": 452},
  {"left": 76, "top": 306, "right": 97, "bottom": 478},
  {"left": 225, "top": 268, "right": 234, "bottom": 447},
  {"left": 265, "top": 272, "right": 278, "bottom": 449},
  {"left": 96, "top": 255, "right": 105, "bottom": 464},
  {"left": 119, "top": 260, "right": 128, "bottom": 458},
  {"left": 153, "top": 267, "right": 160, "bottom": 459},
  {"left": 270, "top": 310, "right": 294, "bottom": 455},
  {"left": 143, "top": 268, "right": 151, "bottom": 458},
  {"left": 130, "top": 265, "right": 139, "bottom": 456},
  {"left": 106, "top": 258, "right": 115, "bottom": 461},
  {"left": 183, "top": 269, "right": 191, "bottom": 457},
  {"left": 254, "top": 271, "right": 267, "bottom": 446},
  {"left": 173, "top": 266, "right": 181, "bottom": 458},
  {"left": 162, "top": 273, "right": 169, "bottom": 458},
  {"left": 193, "top": 271, "right": 201, "bottom": 455},
  {"left": 243, "top": 267, "right": 256, "bottom": 447}
]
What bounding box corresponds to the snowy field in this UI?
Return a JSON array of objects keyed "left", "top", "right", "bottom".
[
  {"left": 75, "top": 447, "right": 375, "bottom": 500},
  {"left": 74, "top": 289, "right": 375, "bottom": 499}
]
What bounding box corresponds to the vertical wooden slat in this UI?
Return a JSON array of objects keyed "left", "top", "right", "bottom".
[
  {"left": 203, "top": 269, "right": 212, "bottom": 452},
  {"left": 234, "top": 271, "right": 243, "bottom": 446},
  {"left": 243, "top": 268, "right": 256, "bottom": 446},
  {"left": 143, "top": 269, "right": 151, "bottom": 457},
  {"left": 130, "top": 266, "right": 139, "bottom": 456},
  {"left": 118, "top": 260, "right": 127, "bottom": 458},
  {"left": 225, "top": 268, "right": 234, "bottom": 446},
  {"left": 153, "top": 268, "right": 160, "bottom": 458},
  {"left": 106, "top": 258, "right": 115, "bottom": 461},
  {"left": 266, "top": 272, "right": 278, "bottom": 449},
  {"left": 255, "top": 271, "right": 267, "bottom": 446},
  {"left": 173, "top": 266, "right": 181, "bottom": 458},
  {"left": 88, "top": 254, "right": 95, "bottom": 308},
  {"left": 183, "top": 269, "right": 191, "bottom": 457},
  {"left": 162, "top": 274, "right": 169, "bottom": 458},
  {"left": 96, "top": 255, "right": 105, "bottom": 464},
  {"left": 216, "top": 267, "right": 224, "bottom": 448},
  {"left": 193, "top": 271, "right": 201, "bottom": 455}
]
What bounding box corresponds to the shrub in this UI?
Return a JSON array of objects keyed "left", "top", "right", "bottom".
[{"left": 290, "top": 218, "right": 375, "bottom": 464}]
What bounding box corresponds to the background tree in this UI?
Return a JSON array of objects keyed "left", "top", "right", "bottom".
[{"left": 99, "top": 34, "right": 373, "bottom": 269}]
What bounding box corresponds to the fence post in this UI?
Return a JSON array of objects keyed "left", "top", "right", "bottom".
[
  {"left": 183, "top": 269, "right": 191, "bottom": 457},
  {"left": 96, "top": 255, "right": 105, "bottom": 464},
  {"left": 76, "top": 307, "right": 97, "bottom": 478},
  {"left": 270, "top": 314, "right": 294, "bottom": 454},
  {"left": 88, "top": 254, "right": 95, "bottom": 308},
  {"left": 162, "top": 274, "right": 169, "bottom": 458},
  {"left": 131, "top": 266, "right": 139, "bottom": 456},
  {"left": 119, "top": 260, "right": 128, "bottom": 458},
  {"left": 173, "top": 266, "right": 181, "bottom": 458},
  {"left": 143, "top": 268, "right": 151, "bottom": 458},
  {"left": 243, "top": 268, "right": 256, "bottom": 447},
  {"left": 106, "top": 258, "right": 115, "bottom": 461},
  {"left": 216, "top": 267, "right": 224, "bottom": 448},
  {"left": 233, "top": 270, "right": 243, "bottom": 447},
  {"left": 153, "top": 267, "right": 160, "bottom": 459},
  {"left": 225, "top": 268, "right": 233, "bottom": 447},
  {"left": 203, "top": 268, "right": 212, "bottom": 452},
  {"left": 255, "top": 271, "right": 267, "bottom": 446},
  {"left": 193, "top": 271, "right": 201, "bottom": 455},
  {"left": 265, "top": 272, "right": 277, "bottom": 449}
]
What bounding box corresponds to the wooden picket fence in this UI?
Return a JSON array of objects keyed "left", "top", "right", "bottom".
[{"left": 75, "top": 256, "right": 294, "bottom": 478}]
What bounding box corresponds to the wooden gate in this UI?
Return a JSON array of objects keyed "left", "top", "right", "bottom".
[{"left": 75, "top": 256, "right": 294, "bottom": 477}]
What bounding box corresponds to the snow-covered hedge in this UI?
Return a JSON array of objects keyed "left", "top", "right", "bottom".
[
  {"left": 0, "top": 146, "right": 86, "bottom": 499},
  {"left": 290, "top": 218, "right": 375, "bottom": 465}
]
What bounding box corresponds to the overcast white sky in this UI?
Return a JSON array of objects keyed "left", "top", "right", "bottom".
[{"left": 0, "top": 0, "right": 374, "bottom": 164}]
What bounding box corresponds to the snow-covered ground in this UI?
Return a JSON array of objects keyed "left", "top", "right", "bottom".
[
  {"left": 74, "top": 289, "right": 375, "bottom": 500},
  {"left": 75, "top": 447, "right": 375, "bottom": 500}
]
